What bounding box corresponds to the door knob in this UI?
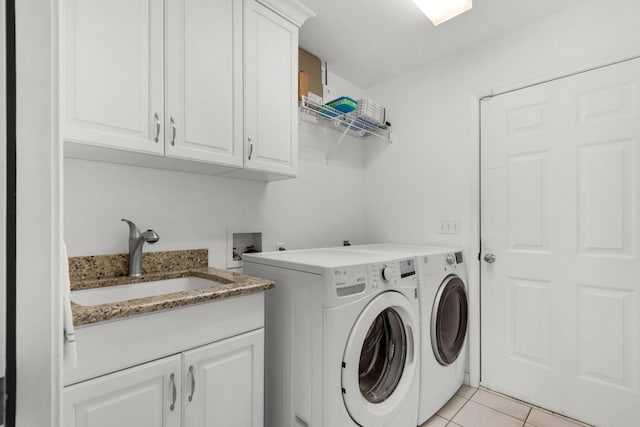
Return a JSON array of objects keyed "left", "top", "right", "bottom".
[{"left": 484, "top": 253, "right": 496, "bottom": 263}]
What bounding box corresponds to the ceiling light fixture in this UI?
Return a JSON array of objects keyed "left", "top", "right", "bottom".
[{"left": 410, "top": 0, "right": 472, "bottom": 26}]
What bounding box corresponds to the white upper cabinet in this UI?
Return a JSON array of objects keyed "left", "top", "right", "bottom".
[
  {"left": 62, "top": 0, "right": 314, "bottom": 180},
  {"left": 165, "top": 0, "right": 244, "bottom": 167},
  {"left": 244, "top": 0, "right": 299, "bottom": 176},
  {"left": 63, "top": 0, "right": 164, "bottom": 155}
]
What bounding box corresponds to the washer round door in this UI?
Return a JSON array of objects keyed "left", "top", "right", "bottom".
[
  {"left": 431, "top": 275, "right": 468, "bottom": 366},
  {"left": 342, "top": 291, "right": 418, "bottom": 427}
]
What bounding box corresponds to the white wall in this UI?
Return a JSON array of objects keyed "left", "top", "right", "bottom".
[
  {"left": 16, "top": 0, "right": 63, "bottom": 425},
  {"left": 362, "top": 0, "right": 640, "bottom": 387},
  {"left": 65, "top": 72, "right": 368, "bottom": 267},
  {"left": 363, "top": 0, "right": 640, "bottom": 250}
]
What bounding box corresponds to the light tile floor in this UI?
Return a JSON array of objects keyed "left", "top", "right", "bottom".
[{"left": 420, "top": 386, "right": 593, "bottom": 427}]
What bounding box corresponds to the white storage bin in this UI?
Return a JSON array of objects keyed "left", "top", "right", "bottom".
[{"left": 354, "top": 98, "right": 386, "bottom": 126}]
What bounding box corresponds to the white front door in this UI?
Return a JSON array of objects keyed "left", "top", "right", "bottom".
[{"left": 481, "top": 58, "right": 640, "bottom": 427}]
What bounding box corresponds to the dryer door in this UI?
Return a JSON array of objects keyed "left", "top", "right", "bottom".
[
  {"left": 342, "top": 291, "right": 418, "bottom": 427},
  {"left": 431, "top": 275, "right": 468, "bottom": 365}
]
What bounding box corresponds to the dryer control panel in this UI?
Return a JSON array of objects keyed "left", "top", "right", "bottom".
[{"left": 417, "top": 251, "right": 465, "bottom": 277}]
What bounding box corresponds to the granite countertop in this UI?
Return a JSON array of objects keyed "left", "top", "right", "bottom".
[{"left": 69, "top": 249, "right": 274, "bottom": 326}]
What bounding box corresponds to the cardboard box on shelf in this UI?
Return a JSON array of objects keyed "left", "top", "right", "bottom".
[
  {"left": 299, "top": 70, "right": 309, "bottom": 100},
  {"left": 299, "top": 48, "right": 323, "bottom": 100}
]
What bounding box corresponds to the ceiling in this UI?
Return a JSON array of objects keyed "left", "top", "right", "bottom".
[{"left": 298, "top": 0, "right": 587, "bottom": 88}]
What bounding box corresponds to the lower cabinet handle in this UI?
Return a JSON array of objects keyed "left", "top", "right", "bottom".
[
  {"left": 169, "top": 373, "right": 177, "bottom": 411},
  {"left": 188, "top": 365, "right": 196, "bottom": 402},
  {"left": 170, "top": 116, "right": 176, "bottom": 146},
  {"left": 154, "top": 112, "right": 160, "bottom": 143},
  {"left": 248, "top": 137, "right": 253, "bottom": 160}
]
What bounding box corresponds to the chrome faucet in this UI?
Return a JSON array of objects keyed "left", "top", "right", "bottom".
[{"left": 121, "top": 219, "right": 160, "bottom": 277}]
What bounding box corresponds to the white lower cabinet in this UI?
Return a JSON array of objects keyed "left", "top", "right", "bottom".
[
  {"left": 63, "top": 355, "right": 182, "bottom": 427},
  {"left": 182, "top": 329, "right": 264, "bottom": 427},
  {"left": 64, "top": 329, "right": 264, "bottom": 427}
]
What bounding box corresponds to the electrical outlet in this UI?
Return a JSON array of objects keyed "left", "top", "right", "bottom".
[
  {"left": 275, "top": 242, "right": 286, "bottom": 251},
  {"left": 323, "top": 85, "right": 337, "bottom": 100},
  {"left": 438, "top": 220, "right": 460, "bottom": 234}
]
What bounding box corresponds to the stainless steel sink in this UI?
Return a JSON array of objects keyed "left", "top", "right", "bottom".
[{"left": 71, "top": 276, "right": 221, "bottom": 306}]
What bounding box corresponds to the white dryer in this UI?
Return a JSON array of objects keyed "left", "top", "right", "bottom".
[
  {"left": 242, "top": 248, "right": 420, "bottom": 427},
  {"left": 340, "top": 244, "right": 469, "bottom": 425}
]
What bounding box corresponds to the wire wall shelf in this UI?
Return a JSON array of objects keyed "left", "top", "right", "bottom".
[{"left": 299, "top": 96, "right": 392, "bottom": 162}]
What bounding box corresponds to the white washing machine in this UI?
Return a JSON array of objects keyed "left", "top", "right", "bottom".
[
  {"left": 340, "top": 244, "right": 469, "bottom": 425},
  {"left": 242, "top": 248, "right": 420, "bottom": 427}
]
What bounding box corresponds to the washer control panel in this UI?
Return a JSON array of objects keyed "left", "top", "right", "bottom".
[
  {"left": 368, "top": 258, "right": 416, "bottom": 290},
  {"left": 332, "top": 266, "right": 367, "bottom": 295},
  {"left": 381, "top": 265, "right": 393, "bottom": 282},
  {"left": 399, "top": 258, "right": 416, "bottom": 278}
]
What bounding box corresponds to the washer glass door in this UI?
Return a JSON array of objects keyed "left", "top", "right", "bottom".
[
  {"left": 359, "top": 308, "right": 406, "bottom": 403},
  {"left": 342, "top": 291, "right": 418, "bottom": 427},
  {"left": 431, "top": 275, "right": 468, "bottom": 365}
]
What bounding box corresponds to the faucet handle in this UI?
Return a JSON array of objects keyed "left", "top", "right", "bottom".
[
  {"left": 142, "top": 229, "right": 160, "bottom": 244},
  {"left": 121, "top": 218, "right": 141, "bottom": 238}
]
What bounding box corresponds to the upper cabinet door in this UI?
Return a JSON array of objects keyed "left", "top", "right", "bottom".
[
  {"left": 165, "top": 0, "right": 244, "bottom": 167},
  {"left": 244, "top": 0, "right": 299, "bottom": 176},
  {"left": 63, "top": 0, "right": 165, "bottom": 155}
]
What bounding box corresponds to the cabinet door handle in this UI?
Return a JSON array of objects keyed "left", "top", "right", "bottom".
[
  {"left": 169, "top": 373, "right": 177, "bottom": 411},
  {"left": 170, "top": 116, "right": 176, "bottom": 146},
  {"left": 248, "top": 137, "right": 253, "bottom": 160},
  {"left": 154, "top": 112, "right": 160, "bottom": 143},
  {"left": 188, "top": 365, "right": 195, "bottom": 402}
]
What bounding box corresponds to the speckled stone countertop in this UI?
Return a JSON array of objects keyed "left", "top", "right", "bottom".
[{"left": 69, "top": 249, "right": 274, "bottom": 326}]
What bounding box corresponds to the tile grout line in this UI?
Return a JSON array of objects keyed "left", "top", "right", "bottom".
[
  {"left": 479, "top": 386, "right": 533, "bottom": 407},
  {"left": 523, "top": 406, "right": 533, "bottom": 425},
  {"left": 438, "top": 386, "right": 593, "bottom": 427},
  {"left": 466, "top": 397, "right": 531, "bottom": 425},
  {"left": 479, "top": 387, "right": 592, "bottom": 427},
  {"left": 448, "top": 389, "right": 475, "bottom": 423}
]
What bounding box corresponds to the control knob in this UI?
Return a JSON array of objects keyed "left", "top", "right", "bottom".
[
  {"left": 446, "top": 254, "right": 455, "bottom": 265},
  {"left": 381, "top": 266, "right": 393, "bottom": 282}
]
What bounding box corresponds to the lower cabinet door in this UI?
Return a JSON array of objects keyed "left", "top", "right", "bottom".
[
  {"left": 63, "top": 355, "right": 182, "bottom": 427},
  {"left": 182, "top": 329, "right": 264, "bottom": 427}
]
